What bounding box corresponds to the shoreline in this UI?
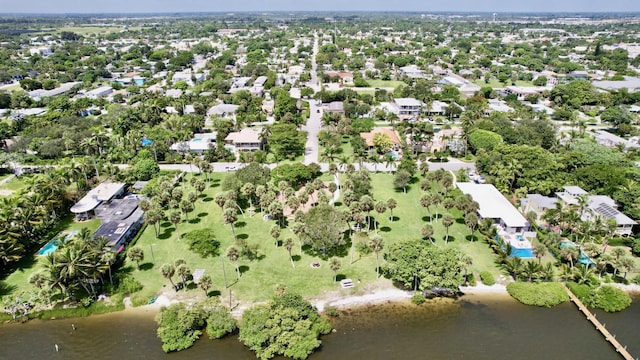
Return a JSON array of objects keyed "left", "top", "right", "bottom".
[{"left": 7, "top": 282, "right": 640, "bottom": 322}]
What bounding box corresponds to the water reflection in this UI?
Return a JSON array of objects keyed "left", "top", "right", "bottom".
[{"left": 0, "top": 294, "right": 637, "bottom": 360}]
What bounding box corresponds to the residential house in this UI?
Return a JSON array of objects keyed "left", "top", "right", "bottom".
[
  {"left": 394, "top": 98, "right": 421, "bottom": 119},
  {"left": 360, "top": 128, "right": 401, "bottom": 150},
  {"left": 170, "top": 133, "right": 217, "bottom": 154},
  {"left": 519, "top": 194, "right": 558, "bottom": 220},
  {"left": 399, "top": 64, "right": 426, "bottom": 79},
  {"left": 424, "top": 100, "right": 448, "bottom": 116},
  {"left": 486, "top": 99, "right": 514, "bottom": 114},
  {"left": 502, "top": 86, "right": 552, "bottom": 100},
  {"left": 225, "top": 128, "right": 264, "bottom": 152},
  {"left": 71, "top": 182, "right": 127, "bottom": 220},
  {"left": 84, "top": 85, "right": 113, "bottom": 99},
  {"left": 324, "top": 101, "right": 345, "bottom": 115},
  {"left": 324, "top": 71, "right": 354, "bottom": 85},
  {"left": 593, "top": 130, "right": 640, "bottom": 151},
  {"left": 457, "top": 182, "right": 530, "bottom": 234},
  {"left": 208, "top": 103, "right": 239, "bottom": 119},
  {"left": 92, "top": 196, "right": 145, "bottom": 253},
  {"left": 556, "top": 185, "right": 636, "bottom": 236}
]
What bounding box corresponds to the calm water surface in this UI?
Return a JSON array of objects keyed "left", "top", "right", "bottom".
[{"left": 1, "top": 294, "right": 638, "bottom": 360}]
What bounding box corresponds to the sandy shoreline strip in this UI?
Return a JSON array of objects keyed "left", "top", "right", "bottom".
[{"left": 126, "top": 282, "right": 639, "bottom": 317}]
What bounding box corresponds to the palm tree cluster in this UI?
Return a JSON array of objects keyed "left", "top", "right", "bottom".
[
  {"left": 40, "top": 229, "right": 117, "bottom": 302},
  {"left": 418, "top": 169, "right": 479, "bottom": 244},
  {"left": 540, "top": 201, "right": 635, "bottom": 281},
  {"left": 0, "top": 169, "right": 71, "bottom": 270}
]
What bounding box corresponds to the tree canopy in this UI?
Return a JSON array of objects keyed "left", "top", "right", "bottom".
[
  {"left": 300, "top": 204, "right": 346, "bottom": 256},
  {"left": 239, "top": 292, "right": 331, "bottom": 360},
  {"left": 383, "top": 239, "right": 464, "bottom": 291}
]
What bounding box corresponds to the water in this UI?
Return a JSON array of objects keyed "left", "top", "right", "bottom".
[
  {"left": 0, "top": 294, "right": 638, "bottom": 360},
  {"left": 36, "top": 231, "right": 78, "bottom": 256}
]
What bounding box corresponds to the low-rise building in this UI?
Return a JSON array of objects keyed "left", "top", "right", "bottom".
[
  {"left": 71, "top": 182, "right": 127, "bottom": 220},
  {"left": 556, "top": 185, "right": 636, "bottom": 236},
  {"left": 225, "top": 128, "right": 264, "bottom": 152},
  {"left": 457, "top": 182, "right": 530, "bottom": 234},
  {"left": 394, "top": 98, "right": 421, "bottom": 119},
  {"left": 170, "top": 133, "right": 217, "bottom": 154}
]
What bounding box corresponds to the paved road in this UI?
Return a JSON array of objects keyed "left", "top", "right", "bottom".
[
  {"left": 301, "top": 34, "right": 322, "bottom": 165},
  {"left": 150, "top": 159, "right": 475, "bottom": 174}
]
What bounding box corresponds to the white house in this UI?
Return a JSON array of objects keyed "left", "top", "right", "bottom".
[
  {"left": 393, "top": 98, "right": 421, "bottom": 119},
  {"left": 457, "top": 182, "right": 530, "bottom": 234},
  {"left": 71, "top": 182, "right": 127, "bottom": 220},
  {"left": 85, "top": 85, "right": 113, "bottom": 99},
  {"left": 556, "top": 185, "right": 636, "bottom": 236}
]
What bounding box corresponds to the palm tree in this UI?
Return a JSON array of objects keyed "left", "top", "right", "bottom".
[
  {"left": 160, "top": 263, "right": 177, "bottom": 290},
  {"left": 523, "top": 261, "right": 541, "bottom": 282},
  {"left": 503, "top": 257, "right": 523, "bottom": 281},
  {"left": 329, "top": 257, "right": 341, "bottom": 282},
  {"left": 465, "top": 213, "right": 479, "bottom": 241},
  {"left": 101, "top": 251, "right": 117, "bottom": 286},
  {"left": 180, "top": 199, "right": 194, "bottom": 223},
  {"left": 386, "top": 198, "right": 397, "bottom": 222},
  {"left": 369, "top": 235, "right": 384, "bottom": 278},
  {"left": 573, "top": 264, "right": 595, "bottom": 285},
  {"left": 127, "top": 247, "right": 144, "bottom": 270},
  {"left": 420, "top": 193, "right": 433, "bottom": 222},
  {"left": 176, "top": 263, "right": 191, "bottom": 289},
  {"left": 442, "top": 213, "right": 454, "bottom": 244},
  {"left": 226, "top": 246, "right": 241, "bottom": 280},
  {"left": 374, "top": 201, "right": 387, "bottom": 232},
  {"left": 284, "top": 238, "right": 295, "bottom": 268},
  {"left": 560, "top": 246, "right": 579, "bottom": 269},
  {"left": 169, "top": 210, "right": 182, "bottom": 240},
  {"left": 533, "top": 244, "right": 546, "bottom": 265},
  {"left": 421, "top": 224, "right": 435, "bottom": 245},
  {"left": 270, "top": 224, "right": 281, "bottom": 247},
  {"left": 199, "top": 274, "right": 212, "bottom": 296},
  {"left": 223, "top": 208, "right": 238, "bottom": 241},
  {"left": 459, "top": 254, "right": 473, "bottom": 285}
]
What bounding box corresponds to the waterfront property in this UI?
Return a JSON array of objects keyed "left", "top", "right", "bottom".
[
  {"left": 92, "top": 195, "right": 145, "bottom": 253},
  {"left": 36, "top": 231, "right": 78, "bottom": 256},
  {"left": 458, "top": 182, "right": 534, "bottom": 258},
  {"left": 70, "top": 182, "right": 127, "bottom": 220},
  {"left": 457, "top": 182, "right": 530, "bottom": 234},
  {"left": 555, "top": 185, "right": 637, "bottom": 236}
]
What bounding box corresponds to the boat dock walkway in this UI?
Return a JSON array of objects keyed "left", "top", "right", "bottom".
[{"left": 563, "top": 284, "right": 636, "bottom": 360}]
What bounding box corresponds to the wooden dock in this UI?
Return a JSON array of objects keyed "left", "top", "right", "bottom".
[{"left": 563, "top": 284, "right": 636, "bottom": 360}]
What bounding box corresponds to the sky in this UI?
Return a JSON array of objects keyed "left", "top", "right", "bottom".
[{"left": 3, "top": 0, "right": 640, "bottom": 14}]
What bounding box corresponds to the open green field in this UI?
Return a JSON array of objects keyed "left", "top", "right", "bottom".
[
  {"left": 472, "top": 79, "right": 533, "bottom": 89},
  {"left": 366, "top": 79, "right": 404, "bottom": 89},
  {"left": 30, "top": 26, "right": 146, "bottom": 36},
  {"left": 1, "top": 170, "right": 504, "bottom": 306},
  {"left": 125, "top": 171, "right": 501, "bottom": 304}
]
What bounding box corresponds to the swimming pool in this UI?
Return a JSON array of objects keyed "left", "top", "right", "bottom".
[
  {"left": 385, "top": 151, "right": 400, "bottom": 159},
  {"left": 510, "top": 246, "right": 534, "bottom": 258},
  {"left": 36, "top": 231, "right": 78, "bottom": 256}
]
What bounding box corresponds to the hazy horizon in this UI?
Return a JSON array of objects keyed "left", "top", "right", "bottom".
[{"left": 3, "top": 0, "right": 640, "bottom": 14}]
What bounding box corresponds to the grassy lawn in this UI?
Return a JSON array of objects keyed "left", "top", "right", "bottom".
[
  {"left": 366, "top": 79, "right": 404, "bottom": 89},
  {"left": 472, "top": 79, "right": 533, "bottom": 88},
  {"left": 0, "top": 170, "right": 505, "bottom": 305},
  {"left": 0, "top": 83, "right": 22, "bottom": 92},
  {"left": 0, "top": 175, "right": 30, "bottom": 192},
  {"left": 2, "top": 215, "right": 101, "bottom": 296},
  {"left": 125, "top": 171, "right": 501, "bottom": 304}
]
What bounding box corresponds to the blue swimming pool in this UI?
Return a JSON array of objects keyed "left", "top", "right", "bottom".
[
  {"left": 385, "top": 151, "right": 400, "bottom": 159},
  {"left": 36, "top": 231, "right": 78, "bottom": 256},
  {"left": 510, "top": 246, "right": 535, "bottom": 258}
]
